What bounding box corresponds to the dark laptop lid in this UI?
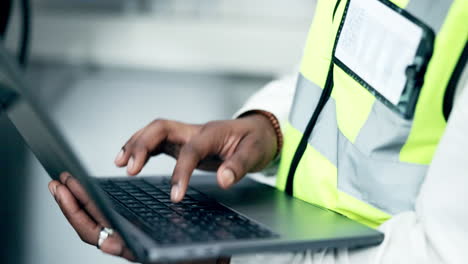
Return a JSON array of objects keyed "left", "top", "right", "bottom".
[{"left": 0, "top": 43, "right": 148, "bottom": 260}]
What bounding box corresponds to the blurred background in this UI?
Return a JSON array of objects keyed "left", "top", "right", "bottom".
[{"left": 1, "top": 1, "right": 313, "bottom": 263}]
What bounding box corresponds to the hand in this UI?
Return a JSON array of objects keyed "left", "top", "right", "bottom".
[
  {"left": 48, "top": 173, "right": 231, "bottom": 264},
  {"left": 114, "top": 114, "right": 278, "bottom": 202},
  {"left": 48, "top": 172, "right": 135, "bottom": 261}
]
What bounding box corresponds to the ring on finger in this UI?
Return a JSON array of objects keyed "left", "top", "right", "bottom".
[{"left": 97, "top": 227, "right": 114, "bottom": 249}]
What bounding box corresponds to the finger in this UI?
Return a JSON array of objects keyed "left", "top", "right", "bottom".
[
  {"left": 117, "top": 120, "right": 174, "bottom": 174},
  {"left": 100, "top": 234, "right": 136, "bottom": 262},
  {"left": 48, "top": 180, "right": 61, "bottom": 197},
  {"left": 114, "top": 148, "right": 128, "bottom": 168},
  {"left": 115, "top": 129, "right": 144, "bottom": 167},
  {"left": 217, "top": 136, "right": 264, "bottom": 189},
  {"left": 126, "top": 147, "right": 150, "bottom": 176},
  {"left": 170, "top": 144, "right": 204, "bottom": 202},
  {"left": 115, "top": 127, "right": 158, "bottom": 170},
  {"left": 60, "top": 173, "right": 110, "bottom": 226},
  {"left": 52, "top": 182, "right": 101, "bottom": 245},
  {"left": 171, "top": 136, "right": 218, "bottom": 202}
]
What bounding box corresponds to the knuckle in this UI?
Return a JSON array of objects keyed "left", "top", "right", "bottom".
[
  {"left": 127, "top": 137, "right": 151, "bottom": 154},
  {"left": 123, "top": 137, "right": 137, "bottom": 151},
  {"left": 183, "top": 142, "right": 201, "bottom": 158},
  {"left": 124, "top": 128, "right": 145, "bottom": 148},
  {"left": 200, "top": 121, "right": 220, "bottom": 133},
  {"left": 150, "top": 118, "right": 171, "bottom": 136},
  {"left": 150, "top": 118, "right": 168, "bottom": 128},
  {"left": 132, "top": 142, "right": 150, "bottom": 154}
]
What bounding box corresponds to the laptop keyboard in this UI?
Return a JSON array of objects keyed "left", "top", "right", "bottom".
[{"left": 99, "top": 178, "right": 277, "bottom": 245}]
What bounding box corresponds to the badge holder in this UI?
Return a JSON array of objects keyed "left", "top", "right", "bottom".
[{"left": 334, "top": 0, "right": 435, "bottom": 119}]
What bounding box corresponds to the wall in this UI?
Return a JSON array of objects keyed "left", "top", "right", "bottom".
[{"left": 1, "top": 1, "right": 316, "bottom": 263}]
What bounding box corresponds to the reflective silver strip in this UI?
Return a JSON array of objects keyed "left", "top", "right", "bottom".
[
  {"left": 290, "top": 74, "right": 428, "bottom": 214},
  {"left": 337, "top": 128, "right": 428, "bottom": 214},
  {"left": 354, "top": 100, "right": 413, "bottom": 161},
  {"left": 406, "top": 0, "right": 454, "bottom": 33},
  {"left": 289, "top": 74, "right": 323, "bottom": 133},
  {"left": 309, "top": 97, "right": 339, "bottom": 166},
  {"left": 290, "top": 74, "right": 339, "bottom": 166}
]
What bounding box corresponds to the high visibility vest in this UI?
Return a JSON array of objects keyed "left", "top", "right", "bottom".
[{"left": 277, "top": 0, "right": 468, "bottom": 228}]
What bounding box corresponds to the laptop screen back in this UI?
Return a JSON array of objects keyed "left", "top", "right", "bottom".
[{"left": 0, "top": 43, "right": 147, "bottom": 259}]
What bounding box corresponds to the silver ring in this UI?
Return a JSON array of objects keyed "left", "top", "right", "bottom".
[{"left": 97, "top": 227, "right": 114, "bottom": 249}]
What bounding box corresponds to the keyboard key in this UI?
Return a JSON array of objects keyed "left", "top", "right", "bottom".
[{"left": 147, "top": 204, "right": 167, "bottom": 210}]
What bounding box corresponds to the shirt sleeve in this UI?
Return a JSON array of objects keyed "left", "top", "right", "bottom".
[
  {"left": 234, "top": 74, "right": 297, "bottom": 132},
  {"left": 231, "top": 71, "right": 468, "bottom": 264}
]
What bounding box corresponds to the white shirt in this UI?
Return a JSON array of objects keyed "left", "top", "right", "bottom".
[{"left": 231, "top": 66, "right": 468, "bottom": 264}]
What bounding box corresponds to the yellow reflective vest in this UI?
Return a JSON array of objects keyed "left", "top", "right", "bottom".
[{"left": 276, "top": 0, "right": 468, "bottom": 228}]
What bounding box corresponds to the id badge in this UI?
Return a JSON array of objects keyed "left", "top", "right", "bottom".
[{"left": 335, "top": 0, "right": 435, "bottom": 119}]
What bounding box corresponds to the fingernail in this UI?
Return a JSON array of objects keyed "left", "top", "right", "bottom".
[
  {"left": 171, "top": 184, "right": 181, "bottom": 202},
  {"left": 49, "top": 184, "right": 55, "bottom": 196},
  {"left": 115, "top": 149, "right": 124, "bottom": 163},
  {"left": 221, "top": 169, "right": 235, "bottom": 187},
  {"left": 127, "top": 157, "right": 134, "bottom": 172}
]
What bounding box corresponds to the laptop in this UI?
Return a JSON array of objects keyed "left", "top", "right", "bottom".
[{"left": 0, "top": 43, "right": 384, "bottom": 262}]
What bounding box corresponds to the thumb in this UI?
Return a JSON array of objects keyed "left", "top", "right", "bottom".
[{"left": 217, "top": 137, "right": 265, "bottom": 189}]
